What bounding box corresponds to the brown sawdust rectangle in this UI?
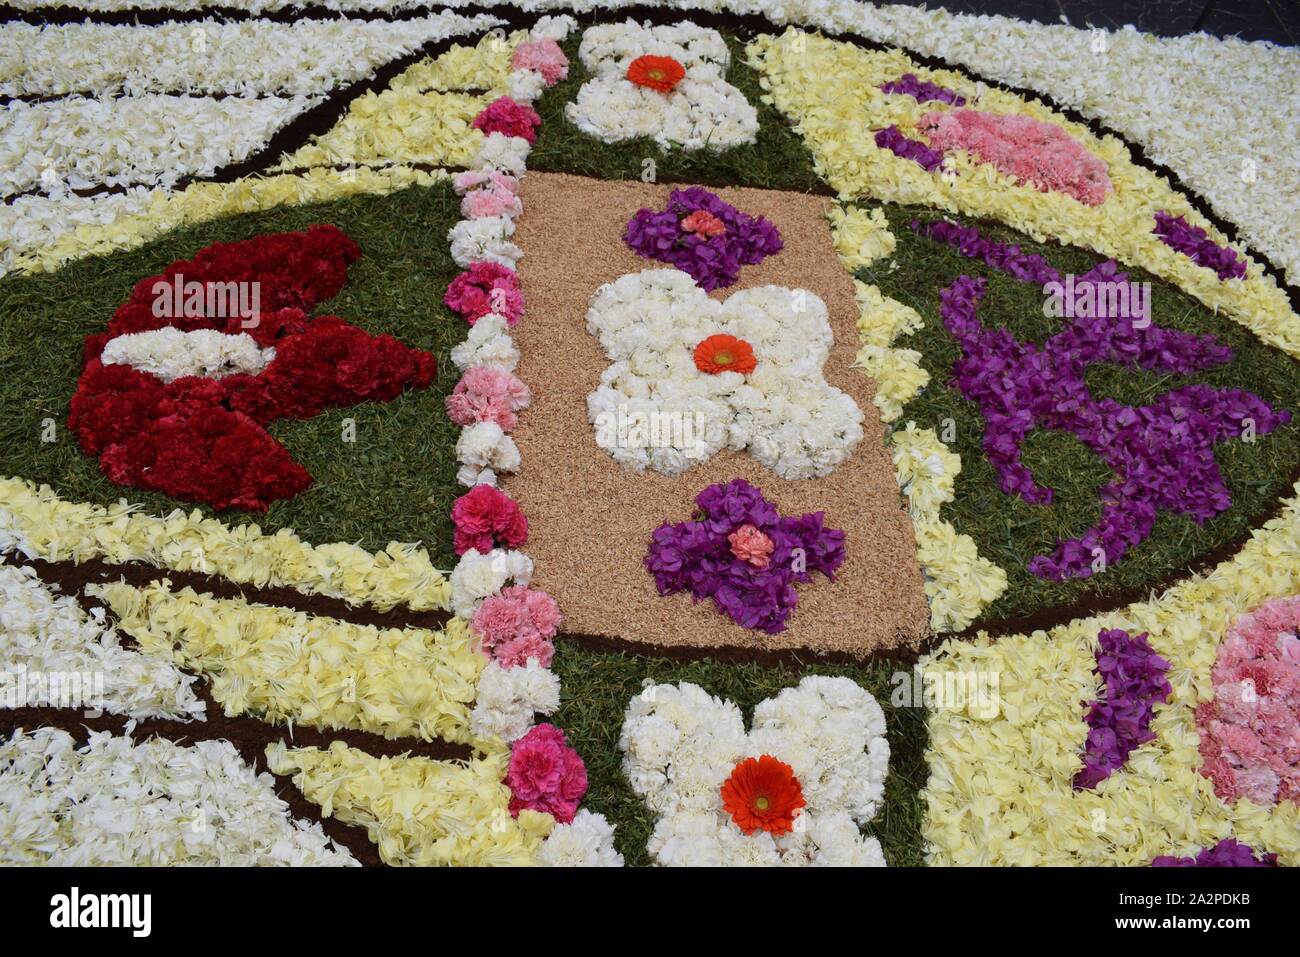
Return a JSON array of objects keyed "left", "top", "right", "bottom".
[{"left": 502, "top": 171, "right": 930, "bottom": 658}]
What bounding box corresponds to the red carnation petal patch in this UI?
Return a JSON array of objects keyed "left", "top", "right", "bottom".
[{"left": 68, "top": 226, "right": 437, "bottom": 512}]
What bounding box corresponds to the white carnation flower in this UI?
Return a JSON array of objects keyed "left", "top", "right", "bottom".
[{"left": 535, "top": 809, "right": 623, "bottom": 867}]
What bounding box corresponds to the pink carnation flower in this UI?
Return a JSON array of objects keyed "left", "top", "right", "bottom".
[
  {"left": 453, "top": 169, "right": 519, "bottom": 196},
  {"left": 919, "top": 109, "right": 1113, "bottom": 206},
  {"left": 450, "top": 484, "right": 528, "bottom": 555},
  {"left": 471, "top": 96, "right": 542, "bottom": 145},
  {"left": 506, "top": 723, "right": 587, "bottom": 823},
  {"left": 443, "top": 261, "right": 523, "bottom": 325},
  {"left": 445, "top": 364, "right": 531, "bottom": 430},
  {"left": 1196, "top": 595, "right": 1300, "bottom": 806},
  {"left": 470, "top": 584, "right": 560, "bottom": 666},
  {"left": 461, "top": 186, "right": 523, "bottom": 220},
  {"left": 510, "top": 38, "right": 569, "bottom": 86}
]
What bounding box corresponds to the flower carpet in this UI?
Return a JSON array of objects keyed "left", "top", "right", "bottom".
[{"left": 0, "top": 1, "right": 1298, "bottom": 869}]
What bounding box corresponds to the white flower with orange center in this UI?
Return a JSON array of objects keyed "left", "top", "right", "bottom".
[
  {"left": 586, "top": 268, "right": 864, "bottom": 479},
  {"left": 620, "top": 676, "right": 889, "bottom": 866},
  {"left": 565, "top": 20, "right": 758, "bottom": 151}
]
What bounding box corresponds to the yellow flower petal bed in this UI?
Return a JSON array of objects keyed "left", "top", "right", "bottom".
[
  {"left": 389, "top": 31, "right": 527, "bottom": 94},
  {"left": 828, "top": 203, "right": 896, "bottom": 272},
  {"left": 276, "top": 89, "right": 486, "bottom": 172},
  {"left": 852, "top": 278, "right": 929, "bottom": 423},
  {"left": 891, "top": 423, "right": 1007, "bottom": 632},
  {"left": 8, "top": 165, "right": 444, "bottom": 278},
  {"left": 747, "top": 30, "right": 1300, "bottom": 360},
  {"left": 266, "top": 740, "right": 552, "bottom": 866},
  {"left": 921, "top": 479, "right": 1300, "bottom": 865},
  {"left": 0, "top": 478, "right": 451, "bottom": 612},
  {"left": 88, "top": 579, "right": 483, "bottom": 745},
  {"left": 830, "top": 208, "right": 1006, "bottom": 631}
]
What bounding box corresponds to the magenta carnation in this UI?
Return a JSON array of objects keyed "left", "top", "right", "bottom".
[
  {"left": 1152, "top": 838, "right": 1278, "bottom": 867},
  {"left": 443, "top": 261, "right": 523, "bottom": 326},
  {"left": 471, "top": 96, "right": 542, "bottom": 144},
  {"left": 445, "top": 364, "right": 530, "bottom": 430},
  {"left": 510, "top": 38, "right": 569, "bottom": 85},
  {"left": 450, "top": 484, "right": 528, "bottom": 555},
  {"left": 506, "top": 723, "right": 587, "bottom": 823},
  {"left": 1196, "top": 595, "right": 1300, "bottom": 807},
  {"left": 918, "top": 109, "right": 1112, "bottom": 206}
]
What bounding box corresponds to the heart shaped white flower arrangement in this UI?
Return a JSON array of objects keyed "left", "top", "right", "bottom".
[
  {"left": 586, "top": 268, "right": 864, "bottom": 479},
  {"left": 620, "top": 676, "right": 889, "bottom": 866}
]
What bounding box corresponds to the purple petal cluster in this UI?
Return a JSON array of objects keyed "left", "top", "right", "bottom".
[
  {"left": 911, "top": 218, "right": 1061, "bottom": 285},
  {"left": 1074, "top": 628, "right": 1172, "bottom": 790},
  {"left": 927, "top": 221, "right": 1291, "bottom": 579},
  {"left": 644, "top": 479, "right": 845, "bottom": 634},
  {"left": 623, "top": 187, "right": 783, "bottom": 291},
  {"left": 1153, "top": 211, "right": 1247, "bottom": 281},
  {"left": 879, "top": 73, "right": 966, "bottom": 106},
  {"left": 1152, "top": 838, "right": 1278, "bottom": 867},
  {"left": 874, "top": 125, "right": 945, "bottom": 172}
]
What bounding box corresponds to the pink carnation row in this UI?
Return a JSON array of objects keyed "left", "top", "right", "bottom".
[
  {"left": 510, "top": 37, "right": 569, "bottom": 86},
  {"left": 1196, "top": 595, "right": 1300, "bottom": 807},
  {"left": 472, "top": 96, "right": 542, "bottom": 144},
  {"left": 471, "top": 583, "right": 561, "bottom": 668},
  {"left": 446, "top": 364, "right": 531, "bottom": 430},
  {"left": 507, "top": 723, "right": 587, "bottom": 823},
  {"left": 918, "top": 109, "right": 1112, "bottom": 206},
  {"left": 444, "top": 261, "right": 524, "bottom": 326},
  {"left": 451, "top": 484, "right": 527, "bottom": 556}
]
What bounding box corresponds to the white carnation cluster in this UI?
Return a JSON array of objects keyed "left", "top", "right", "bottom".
[
  {"left": 620, "top": 676, "right": 890, "bottom": 866},
  {"left": 449, "top": 215, "right": 522, "bottom": 269},
  {"left": 0, "top": 559, "right": 202, "bottom": 720},
  {"left": 469, "top": 659, "right": 560, "bottom": 742},
  {"left": 450, "top": 312, "right": 520, "bottom": 372},
  {"left": 0, "top": 727, "right": 357, "bottom": 866},
  {"left": 535, "top": 808, "right": 625, "bottom": 866},
  {"left": 449, "top": 547, "right": 534, "bottom": 617},
  {"left": 586, "top": 268, "right": 864, "bottom": 479},
  {"left": 100, "top": 327, "right": 276, "bottom": 383},
  {"left": 565, "top": 20, "right": 758, "bottom": 151}
]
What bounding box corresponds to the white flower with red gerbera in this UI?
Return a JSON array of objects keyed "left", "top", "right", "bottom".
[{"left": 620, "top": 676, "right": 889, "bottom": 866}]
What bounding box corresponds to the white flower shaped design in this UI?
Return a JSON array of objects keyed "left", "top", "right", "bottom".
[
  {"left": 586, "top": 268, "right": 864, "bottom": 479},
  {"left": 565, "top": 20, "right": 758, "bottom": 151},
  {"left": 620, "top": 676, "right": 889, "bottom": 866}
]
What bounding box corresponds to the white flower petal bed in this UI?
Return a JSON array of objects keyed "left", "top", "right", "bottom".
[
  {"left": 0, "top": 560, "right": 202, "bottom": 721},
  {"left": 0, "top": 726, "right": 357, "bottom": 866},
  {"left": 0, "top": 93, "right": 318, "bottom": 195},
  {"left": 0, "top": 14, "right": 502, "bottom": 98}
]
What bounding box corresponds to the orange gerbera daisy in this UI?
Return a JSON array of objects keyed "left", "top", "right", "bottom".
[
  {"left": 721, "top": 755, "right": 805, "bottom": 836},
  {"left": 626, "top": 55, "right": 686, "bottom": 94},
  {"left": 694, "top": 334, "right": 756, "bottom": 375}
]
